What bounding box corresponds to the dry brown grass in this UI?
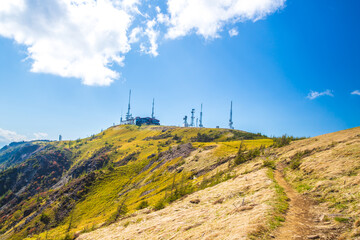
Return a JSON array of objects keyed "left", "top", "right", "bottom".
[
  {"left": 78, "top": 167, "right": 274, "bottom": 240},
  {"left": 276, "top": 127, "right": 360, "bottom": 238}
]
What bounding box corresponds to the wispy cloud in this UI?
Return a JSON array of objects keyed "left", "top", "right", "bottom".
[
  {"left": 306, "top": 90, "right": 334, "bottom": 100},
  {"left": 0, "top": 128, "right": 49, "bottom": 144},
  {"left": 0, "top": 128, "right": 27, "bottom": 143},
  {"left": 229, "top": 28, "right": 239, "bottom": 37},
  {"left": 33, "top": 132, "right": 49, "bottom": 140},
  {"left": 0, "top": 0, "right": 286, "bottom": 86},
  {"left": 351, "top": 90, "right": 360, "bottom": 96}
]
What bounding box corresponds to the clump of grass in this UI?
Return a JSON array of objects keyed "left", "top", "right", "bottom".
[
  {"left": 289, "top": 149, "right": 313, "bottom": 170},
  {"left": 295, "top": 183, "right": 313, "bottom": 193},
  {"left": 335, "top": 217, "right": 349, "bottom": 223},
  {"left": 263, "top": 159, "right": 276, "bottom": 169},
  {"left": 199, "top": 171, "right": 233, "bottom": 189}
]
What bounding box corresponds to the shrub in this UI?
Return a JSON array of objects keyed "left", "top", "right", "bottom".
[
  {"left": 191, "top": 133, "right": 217, "bottom": 142},
  {"left": 153, "top": 200, "right": 165, "bottom": 211},
  {"left": 136, "top": 201, "right": 149, "bottom": 210},
  {"left": 62, "top": 234, "right": 75, "bottom": 240},
  {"left": 289, "top": 150, "right": 313, "bottom": 170},
  {"left": 234, "top": 142, "right": 262, "bottom": 165},
  {"left": 263, "top": 159, "right": 276, "bottom": 169},
  {"left": 272, "top": 135, "right": 306, "bottom": 148},
  {"left": 40, "top": 213, "right": 51, "bottom": 225}
]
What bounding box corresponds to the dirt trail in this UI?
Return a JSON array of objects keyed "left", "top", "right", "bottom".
[
  {"left": 273, "top": 168, "right": 342, "bottom": 240},
  {"left": 274, "top": 169, "right": 316, "bottom": 239}
]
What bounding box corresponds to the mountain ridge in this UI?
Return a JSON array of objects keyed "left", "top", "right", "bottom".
[{"left": 0, "top": 125, "right": 359, "bottom": 239}]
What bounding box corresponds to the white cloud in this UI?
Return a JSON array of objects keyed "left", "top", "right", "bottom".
[
  {"left": 0, "top": 0, "right": 286, "bottom": 86},
  {"left": 129, "top": 27, "right": 142, "bottom": 44},
  {"left": 307, "top": 90, "right": 334, "bottom": 100},
  {"left": 229, "top": 28, "right": 239, "bottom": 37},
  {"left": 0, "top": 128, "right": 50, "bottom": 144},
  {"left": 0, "top": 128, "right": 27, "bottom": 143},
  {"left": 165, "top": 0, "right": 286, "bottom": 39},
  {"left": 351, "top": 90, "right": 360, "bottom": 96},
  {"left": 0, "top": 0, "right": 137, "bottom": 86},
  {"left": 33, "top": 132, "right": 49, "bottom": 140},
  {"left": 140, "top": 19, "right": 159, "bottom": 57}
]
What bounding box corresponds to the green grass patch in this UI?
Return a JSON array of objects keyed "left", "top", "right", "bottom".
[{"left": 334, "top": 217, "right": 349, "bottom": 223}]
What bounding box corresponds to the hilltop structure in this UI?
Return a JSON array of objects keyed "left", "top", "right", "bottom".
[
  {"left": 120, "top": 90, "right": 160, "bottom": 126},
  {"left": 183, "top": 104, "right": 204, "bottom": 128}
]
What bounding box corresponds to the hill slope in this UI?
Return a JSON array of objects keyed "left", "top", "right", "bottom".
[
  {"left": 76, "top": 127, "right": 360, "bottom": 240},
  {"left": 0, "top": 125, "right": 273, "bottom": 240},
  {"left": 274, "top": 127, "right": 360, "bottom": 239},
  {"left": 1, "top": 126, "right": 359, "bottom": 240}
]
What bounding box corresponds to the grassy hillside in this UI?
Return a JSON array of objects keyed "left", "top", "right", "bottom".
[
  {"left": 73, "top": 126, "right": 360, "bottom": 240},
  {"left": 0, "top": 125, "right": 275, "bottom": 240},
  {"left": 4, "top": 125, "right": 358, "bottom": 239},
  {"left": 274, "top": 127, "right": 360, "bottom": 239}
]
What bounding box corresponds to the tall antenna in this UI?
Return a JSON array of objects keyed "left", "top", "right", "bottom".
[
  {"left": 183, "top": 116, "right": 188, "bottom": 127},
  {"left": 229, "top": 101, "right": 234, "bottom": 129},
  {"left": 126, "top": 90, "right": 132, "bottom": 120},
  {"left": 199, "top": 103, "right": 203, "bottom": 128},
  {"left": 190, "top": 109, "right": 195, "bottom": 127},
  {"left": 151, "top": 98, "right": 155, "bottom": 118},
  {"left": 120, "top": 108, "right": 123, "bottom": 123}
]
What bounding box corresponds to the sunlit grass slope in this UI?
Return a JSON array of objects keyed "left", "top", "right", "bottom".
[{"left": 0, "top": 125, "right": 273, "bottom": 240}]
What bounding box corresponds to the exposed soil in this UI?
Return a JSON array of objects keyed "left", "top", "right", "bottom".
[{"left": 274, "top": 166, "right": 345, "bottom": 240}]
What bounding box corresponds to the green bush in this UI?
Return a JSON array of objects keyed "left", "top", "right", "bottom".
[
  {"left": 153, "top": 200, "right": 165, "bottom": 211},
  {"left": 136, "top": 200, "right": 149, "bottom": 210},
  {"left": 263, "top": 159, "right": 276, "bottom": 169},
  {"left": 272, "top": 135, "right": 306, "bottom": 148},
  {"left": 40, "top": 213, "right": 51, "bottom": 225},
  {"left": 289, "top": 150, "right": 313, "bottom": 170},
  {"left": 234, "top": 141, "right": 262, "bottom": 165}
]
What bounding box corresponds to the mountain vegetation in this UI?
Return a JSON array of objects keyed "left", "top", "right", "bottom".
[{"left": 0, "top": 125, "right": 359, "bottom": 240}]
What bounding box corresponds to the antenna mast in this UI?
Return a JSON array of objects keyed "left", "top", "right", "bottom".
[
  {"left": 151, "top": 98, "right": 155, "bottom": 118},
  {"left": 199, "top": 104, "right": 203, "bottom": 128},
  {"left": 183, "top": 116, "right": 188, "bottom": 127},
  {"left": 190, "top": 109, "right": 195, "bottom": 127},
  {"left": 229, "top": 101, "right": 234, "bottom": 129},
  {"left": 126, "top": 90, "right": 132, "bottom": 121}
]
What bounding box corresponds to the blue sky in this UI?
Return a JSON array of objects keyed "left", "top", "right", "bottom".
[{"left": 0, "top": 0, "right": 360, "bottom": 146}]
